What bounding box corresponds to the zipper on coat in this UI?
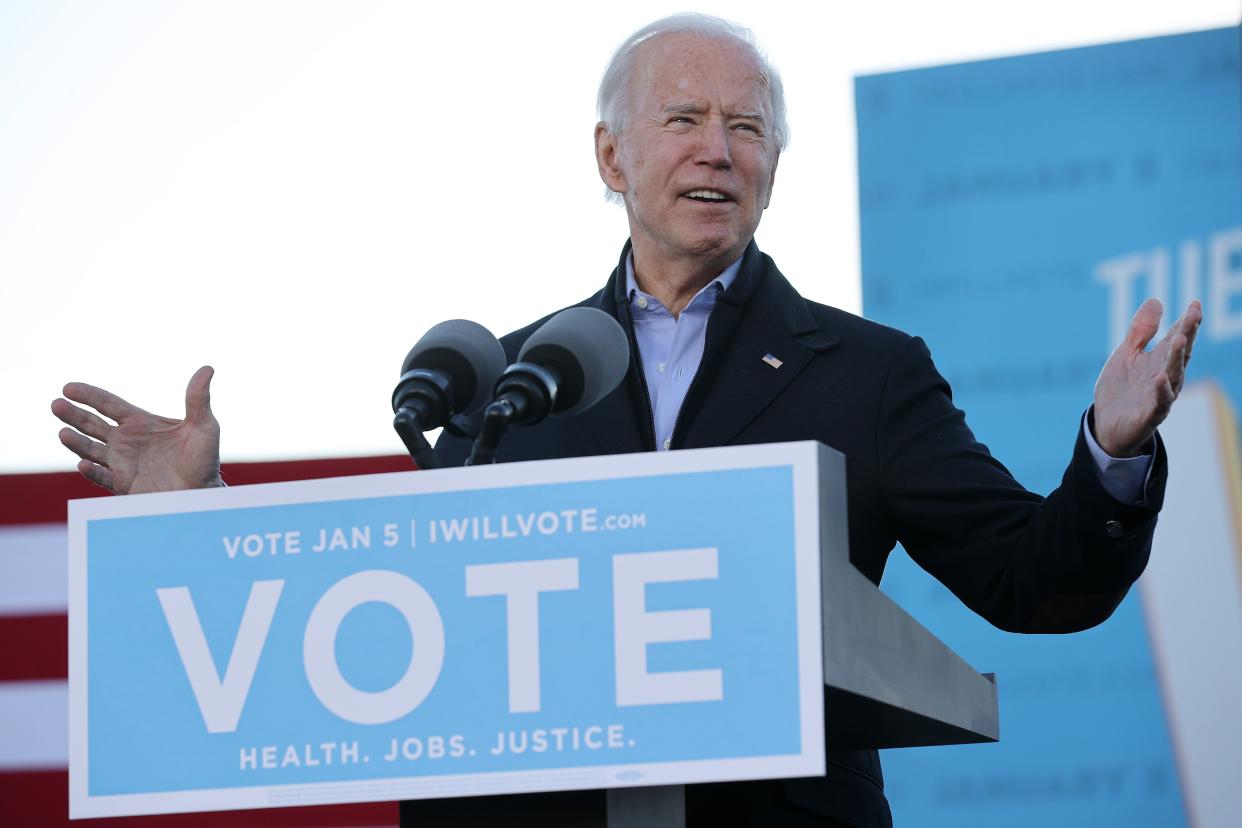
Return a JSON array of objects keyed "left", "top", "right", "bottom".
[{"left": 668, "top": 361, "right": 704, "bottom": 450}]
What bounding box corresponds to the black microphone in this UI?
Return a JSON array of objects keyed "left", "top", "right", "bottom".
[
  {"left": 468, "top": 307, "right": 629, "bottom": 464},
  {"left": 392, "top": 319, "right": 507, "bottom": 469}
]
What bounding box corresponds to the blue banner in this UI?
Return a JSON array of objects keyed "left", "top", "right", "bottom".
[{"left": 857, "top": 27, "right": 1241, "bottom": 827}]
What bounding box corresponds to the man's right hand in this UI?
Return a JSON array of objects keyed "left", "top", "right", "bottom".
[{"left": 50, "top": 366, "right": 224, "bottom": 495}]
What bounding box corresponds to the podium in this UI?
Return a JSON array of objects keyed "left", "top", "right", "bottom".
[
  {"left": 68, "top": 442, "right": 997, "bottom": 822},
  {"left": 402, "top": 443, "right": 1000, "bottom": 827}
]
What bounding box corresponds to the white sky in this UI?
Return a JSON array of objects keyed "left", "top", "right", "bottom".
[{"left": 2, "top": 0, "right": 1237, "bottom": 472}]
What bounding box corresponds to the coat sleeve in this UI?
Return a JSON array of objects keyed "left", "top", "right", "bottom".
[{"left": 877, "top": 335, "right": 1167, "bottom": 633}]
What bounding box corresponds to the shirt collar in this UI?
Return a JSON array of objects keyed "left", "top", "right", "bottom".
[{"left": 625, "top": 252, "right": 742, "bottom": 313}]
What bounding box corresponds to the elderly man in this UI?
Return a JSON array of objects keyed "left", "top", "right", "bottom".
[{"left": 53, "top": 13, "right": 1200, "bottom": 828}]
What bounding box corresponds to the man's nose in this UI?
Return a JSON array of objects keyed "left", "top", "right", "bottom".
[{"left": 695, "top": 121, "right": 732, "bottom": 168}]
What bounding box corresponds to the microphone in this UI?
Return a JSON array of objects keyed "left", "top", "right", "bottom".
[
  {"left": 392, "top": 319, "right": 507, "bottom": 469},
  {"left": 468, "top": 307, "right": 629, "bottom": 464}
]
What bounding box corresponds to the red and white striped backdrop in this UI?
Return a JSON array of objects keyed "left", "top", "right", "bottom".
[{"left": 0, "top": 455, "right": 416, "bottom": 827}]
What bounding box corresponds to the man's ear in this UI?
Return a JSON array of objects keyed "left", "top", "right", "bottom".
[
  {"left": 595, "top": 122, "right": 627, "bottom": 195},
  {"left": 763, "top": 150, "right": 780, "bottom": 210}
]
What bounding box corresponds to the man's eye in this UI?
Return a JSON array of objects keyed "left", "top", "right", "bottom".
[{"left": 733, "top": 122, "right": 759, "bottom": 133}]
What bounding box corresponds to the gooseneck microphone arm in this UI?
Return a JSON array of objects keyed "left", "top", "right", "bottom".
[
  {"left": 467, "top": 362, "right": 561, "bottom": 465},
  {"left": 466, "top": 400, "right": 513, "bottom": 466},
  {"left": 391, "top": 368, "right": 453, "bottom": 469},
  {"left": 393, "top": 413, "right": 440, "bottom": 469}
]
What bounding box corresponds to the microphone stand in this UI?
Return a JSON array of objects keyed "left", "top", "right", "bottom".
[
  {"left": 393, "top": 409, "right": 442, "bottom": 470},
  {"left": 466, "top": 399, "right": 516, "bottom": 466},
  {"left": 391, "top": 368, "right": 449, "bottom": 470},
  {"left": 466, "top": 362, "right": 560, "bottom": 465}
]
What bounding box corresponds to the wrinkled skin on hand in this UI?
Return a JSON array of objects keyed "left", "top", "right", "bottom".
[
  {"left": 1093, "top": 299, "right": 1203, "bottom": 457},
  {"left": 51, "top": 365, "right": 223, "bottom": 494}
]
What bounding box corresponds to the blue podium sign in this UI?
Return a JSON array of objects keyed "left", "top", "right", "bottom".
[{"left": 68, "top": 443, "right": 826, "bottom": 818}]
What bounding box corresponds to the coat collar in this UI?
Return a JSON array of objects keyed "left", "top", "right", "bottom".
[{"left": 579, "top": 239, "right": 839, "bottom": 454}]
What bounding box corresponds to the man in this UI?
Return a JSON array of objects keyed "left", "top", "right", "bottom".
[{"left": 53, "top": 13, "right": 1201, "bottom": 827}]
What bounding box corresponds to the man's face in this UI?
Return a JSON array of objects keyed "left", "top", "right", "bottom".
[{"left": 597, "top": 34, "right": 779, "bottom": 270}]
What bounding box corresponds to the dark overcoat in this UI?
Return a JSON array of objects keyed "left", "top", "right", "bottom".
[{"left": 423, "top": 240, "right": 1165, "bottom": 827}]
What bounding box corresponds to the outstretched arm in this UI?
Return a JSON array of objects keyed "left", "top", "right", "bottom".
[
  {"left": 881, "top": 299, "right": 1202, "bottom": 633},
  {"left": 50, "top": 365, "right": 223, "bottom": 494}
]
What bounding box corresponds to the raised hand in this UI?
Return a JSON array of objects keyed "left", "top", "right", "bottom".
[
  {"left": 1093, "top": 298, "right": 1203, "bottom": 458},
  {"left": 50, "top": 366, "right": 224, "bottom": 494}
]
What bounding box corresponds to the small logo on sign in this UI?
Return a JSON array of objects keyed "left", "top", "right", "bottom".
[{"left": 761, "top": 353, "right": 783, "bottom": 369}]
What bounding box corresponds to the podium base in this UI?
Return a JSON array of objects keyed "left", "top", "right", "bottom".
[
  {"left": 607, "top": 785, "right": 685, "bottom": 827},
  {"left": 398, "top": 786, "right": 686, "bottom": 827}
]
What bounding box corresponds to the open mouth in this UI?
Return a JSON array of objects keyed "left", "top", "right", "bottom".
[{"left": 682, "top": 188, "right": 731, "bottom": 204}]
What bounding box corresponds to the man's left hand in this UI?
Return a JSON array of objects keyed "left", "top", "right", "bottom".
[{"left": 1093, "top": 298, "right": 1203, "bottom": 457}]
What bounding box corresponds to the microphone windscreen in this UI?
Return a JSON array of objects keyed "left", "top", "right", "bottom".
[
  {"left": 517, "top": 307, "right": 630, "bottom": 417},
  {"left": 401, "top": 319, "right": 507, "bottom": 416}
]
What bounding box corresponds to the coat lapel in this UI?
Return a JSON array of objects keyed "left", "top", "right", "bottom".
[
  {"left": 573, "top": 240, "right": 839, "bottom": 455},
  {"left": 677, "top": 248, "right": 839, "bottom": 450},
  {"left": 577, "top": 375, "right": 651, "bottom": 455},
  {"left": 577, "top": 242, "right": 654, "bottom": 455}
]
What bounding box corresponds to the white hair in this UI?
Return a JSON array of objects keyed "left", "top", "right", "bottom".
[{"left": 596, "top": 13, "right": 789, "bottom": 204}]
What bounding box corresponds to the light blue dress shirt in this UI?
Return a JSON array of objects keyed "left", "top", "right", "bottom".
[
  {"left": 624, "top": 253, "right": 1151, "bottom": 503},
  {"left": 625, "top": 254, "right": 741, "bottom": 452}
]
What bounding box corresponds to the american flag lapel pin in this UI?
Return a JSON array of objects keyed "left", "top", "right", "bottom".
[{"left": 761, "top": 353, "right": 783, "bottom": 369}]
